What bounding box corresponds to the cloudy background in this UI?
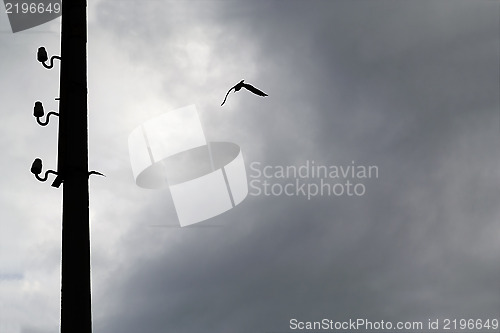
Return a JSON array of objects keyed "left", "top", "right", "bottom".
[{"left": 1, "top": 0, "right": 499, "bottom": 332}]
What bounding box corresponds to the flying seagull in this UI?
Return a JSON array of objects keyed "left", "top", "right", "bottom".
[{"left": 221, "top": 80, "right": 268, "bottom": 106}]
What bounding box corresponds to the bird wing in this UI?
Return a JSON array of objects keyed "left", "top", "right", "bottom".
[
  {"left": 221, "top": 86, "right": 236, "bottom": 106},
  {"left": 242, "top": 83, "right": 268, "bottom": 97}
]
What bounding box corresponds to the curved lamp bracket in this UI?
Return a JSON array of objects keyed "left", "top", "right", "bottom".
[
  {"left": 37, "top": 47, "right": 61, "bottom": 70},
  {"left": 30, "top": 158, "right": 62, "bottom": 188},
  {"left": 33, "top": 101, "right": 59, "bottom": 126}
]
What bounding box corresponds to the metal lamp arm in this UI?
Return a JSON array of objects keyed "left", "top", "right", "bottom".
[
  {"left": 42, "top": 55, "right": 62, "bottom": 69},
  {"left": 36, "top": 111, "right": 59, "bottom": 126},
  {"left": 34, "top": 169, "right": 59, "bottom": 182}
]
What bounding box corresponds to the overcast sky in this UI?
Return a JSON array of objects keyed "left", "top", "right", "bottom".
[{"left": 0, "top": 1, "right": 499, "bottom": 333}]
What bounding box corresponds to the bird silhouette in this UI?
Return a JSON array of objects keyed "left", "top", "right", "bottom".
[{"left": 221, "top": 80, "right": 268, "bottom": 106}]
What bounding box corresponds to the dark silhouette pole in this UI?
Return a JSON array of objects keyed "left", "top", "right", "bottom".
[
  {"left": 31, "top": 1, "right": 104, "bottom": 331},
  {"left": 58, "top": 1, "right": 91, "bottom": 332}
]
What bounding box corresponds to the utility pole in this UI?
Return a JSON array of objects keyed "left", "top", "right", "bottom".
[
  {"left": 58, "top": 1, "right": 91, "bottom": 332},
  {"left": 30, "top": 0, "right": 95, "bottom": 332}
]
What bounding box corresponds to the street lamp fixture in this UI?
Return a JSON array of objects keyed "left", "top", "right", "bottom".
[
  {"left": 30, "top": 158, "right": 63, "bottom": 188},
  {"left": 33, "top": 101, "right": 59, "bottom": 126},
  {"left": 37, "top": 46, "right": 61, "bottom": 70}
]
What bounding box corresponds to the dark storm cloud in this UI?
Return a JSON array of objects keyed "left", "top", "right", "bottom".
[{"left": 88, "top": 1, "right": 499, "bottom": 333}]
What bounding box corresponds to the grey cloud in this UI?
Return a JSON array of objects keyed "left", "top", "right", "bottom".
[
  {"left": 1, "top": 1, "right": 498, "bottom": 332},
  {"left": 87, "top": 2, "right": 499, "bottom": 332}
]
